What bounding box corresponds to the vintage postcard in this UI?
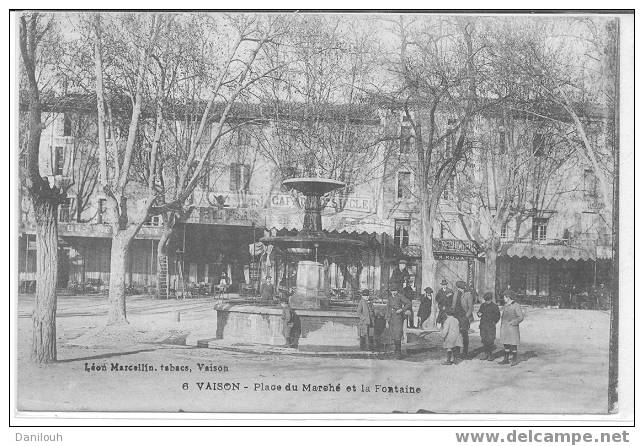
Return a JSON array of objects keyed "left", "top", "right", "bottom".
[{"left": 12, "top": 9, "right": 634, "bottom": 419}]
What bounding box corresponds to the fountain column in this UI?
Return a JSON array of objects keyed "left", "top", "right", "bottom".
[{"left": 261, "top": 177, "right": 364, "bottom": 310}]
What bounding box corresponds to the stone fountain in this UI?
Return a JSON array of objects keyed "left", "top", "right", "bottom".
[
  {"left": 261, "top": 177, "right": 364, "bottom": 310},
  {"left": 209, "top": 177, "right": 374, "bottom": 351}
]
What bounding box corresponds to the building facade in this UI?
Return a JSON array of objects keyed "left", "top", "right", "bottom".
[{"left": 18, "top": 100, "right": 614, "bottom": 301}]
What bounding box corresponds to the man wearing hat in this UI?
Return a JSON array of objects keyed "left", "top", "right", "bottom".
[
  {"left": 452, "top": 280, "right": 474, "bottom": 358},
  {"left": 386, "top": 288, "right": 411, "bottom": 359},
  {"left": 417, "top": 287, "right": 433, "bottom": 329},
  {"left": 435, "top": 279, "right": 454, "bottom": 325},
  {"left": 280, "top": 299, "right": 301, "bottom": 348},
  {"left": 389, "top": 259, "right": 410, "bottom": 294},
  {"left": 356, "top": 289, "right": 376, "bottom": 351}
]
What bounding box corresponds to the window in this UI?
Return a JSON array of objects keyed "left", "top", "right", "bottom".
[
  {"left": 562, "top": 228, "right": 571, "bottom": 242},
  {"left": 59, "top": 197, "right": 73, "bottom": 223},
  {"left": 63, "top": 114, "right": 72, "bottom": 137},
  {"left": 499, "top": 126, "right": 507, "bottom": 154},
  {"left": 229, "top": 163, "right": 251, "bottom": 191},
  {"left": 54, "top": 146, "right": 64, "bottom": 176},
  {"left": 442, "top": 176, "right": 454, "bottom": 200},
  {"left": 200, "top": 163, "right": 210, "bottom": 190},
  {"left": 397, "top": 171, "right": 411, "bottom": 199},
  {"left": 583, "top": 169, "right": 597, "bottom": 197},
  {"left": 399, "top": 125, "right": 412, "bottom": 154},
  {"left": 532, "top": 217, "right": 548, "bottom": 241},
  {"left": 198, "top": 126, "right": 211, "bottom": 146},
  {"left": 439, "top": 220, "right": 448, "bottom": 239},
  {"left": 500, "top": 223, "right": 508, "bottom": 238},
  {"left": 97, "top": 198, "right": 107, "bottom": 224},
  {"left": 445, "top": 119, "right": 456, "bottom": 158},
  {"left": 394, "top": 219, "right": 410, "bottom": 248},
  {"left": 532, "top": 133, "right": 545, "bottom": 157},
  {"left": 238, "top": 128, "right": 252, "bottom": 147},
  {"left": 145, "top": 214, "right": 161, "bottom": 226}
]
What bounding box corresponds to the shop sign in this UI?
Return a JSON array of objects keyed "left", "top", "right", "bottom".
[
  {"left": 197, "top": 208, "right": 261, "bottom": 226},
  {"left": 21, "top": 222, "right": 164, "bottom": 239},
  {"left": 204, "top": 190, "right": 373, "bottom": 213},
  {"left": 270, "top": 193, "right": 373, "bottom": 213},
  {"left": 433, "top": 238, "right": 478, "bottom": 258}
]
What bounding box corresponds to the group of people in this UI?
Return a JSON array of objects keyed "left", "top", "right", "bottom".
[{"left": 439, "top": 282, "right": 525, "bottom": 366}]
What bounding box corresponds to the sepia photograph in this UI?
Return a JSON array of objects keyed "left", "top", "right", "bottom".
[{"left": 11, "top": 9, "right": 633, "bottom": 420}]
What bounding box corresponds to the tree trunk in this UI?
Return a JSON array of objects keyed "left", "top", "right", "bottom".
[
  {"left": 484, "top": 246, "right": 498, "bottom": 301},
  {"left": 421, "top": 198, "right": 438, "bottom": 328},
  {"left": 107, "top": 231, "right": 134, "bottom": 324},
  {"left": 156, "top": 225, "right": 173, "bottom": 299},
  {"left": 31, "top": 196, "right": 58, "bottom": 363}
]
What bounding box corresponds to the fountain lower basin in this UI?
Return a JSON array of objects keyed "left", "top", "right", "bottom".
[{"left": 212, "top": 301, "right": 390, "bottom": 350}]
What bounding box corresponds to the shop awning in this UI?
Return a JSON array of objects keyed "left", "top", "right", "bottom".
[
  {"left": 266, "top": 227, "right": 389, "bottom": 247},
  {"left": 499, "top": 242, "right": 613, "bottom": 261}
]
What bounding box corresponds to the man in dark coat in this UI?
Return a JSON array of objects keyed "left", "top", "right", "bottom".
[
  {"left": 386, "top": 289, "right": 411, "bottom": 359},
  {"left": 356, "top": 290, "right": 376, "bottom": 351},
  {"left": 477, "top": 291, "right": 501, "bottom": 360},
  {"left": 402, "top": 277, "right": 416, "bottom": 328},
  {"left": 435, "top": 279, "right": 454, "bottom": 325},
  {"left": 260, "top": 276, "right": 275, "bottom": 301},
  {"left": 389, "top": 259, "right": 410, "bottom": 293},
  {"left": 417, "top": 287, "right": 432, "bottom": 329},
  {"left": 280, "top": 300, "right": 301, "bottom": 348},
  {"left": 452, "top": 280, "right": 474, "bottom": 358}
]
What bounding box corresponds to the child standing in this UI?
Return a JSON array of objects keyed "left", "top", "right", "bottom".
[
  {"left": 499, "top": 293, "right": 525, "bottom": 366},
  {"left": 440, "top": 308, "right": 463, "bottom": 365}
]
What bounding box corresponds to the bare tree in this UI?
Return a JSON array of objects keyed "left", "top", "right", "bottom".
[
  {"left": 113, "top": 14, "right": 292, "bottom": 300},
  {"left": 507, "top": 18, "right": 616, "bottom": 209},
  {"left": 89, "top": 13, "right": 163, "bottom": 324},
  {"left": 452, "top": 113, "right": 576, "bottom": 297},
  {"left": 68, "top": 114, "right": 99, "bottom": 222},
  {"left": 379, "top": 16, "right": 494, "bottom": 299},
  {"left": 18, "top": 13, "right": 66, "bottom": 362}
]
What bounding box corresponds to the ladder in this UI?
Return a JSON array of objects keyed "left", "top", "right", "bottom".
[
  {"left": 157, "top": 254, "right": 169, "bottom": 299},
  {"left": 175, "top": 257, "right": 187, "bottom": 299}
]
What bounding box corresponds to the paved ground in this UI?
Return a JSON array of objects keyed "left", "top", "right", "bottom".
[{"left": 16, "top": 294, "right": 610, "bottom": 414}]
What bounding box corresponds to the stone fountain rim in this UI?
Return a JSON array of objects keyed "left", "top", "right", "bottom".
[{"left": 282, "top": 177, "right": 346, "bottom": 195}]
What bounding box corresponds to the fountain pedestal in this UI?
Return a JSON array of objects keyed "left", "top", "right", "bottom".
[{"left": 290, "top": 260, "right": 329, "bottom": 310}]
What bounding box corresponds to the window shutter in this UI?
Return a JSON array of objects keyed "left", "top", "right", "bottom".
[
  {"left": 242, "top": 164, "right": 251, "bottom": 191},
  {"left": 229, "top": 163, "right": 240, "bottom": 191}
]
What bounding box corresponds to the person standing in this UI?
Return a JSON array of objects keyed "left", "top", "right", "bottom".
[
  {"left": 386, "top": 289, "right": 411, "bottom": 359},
  {"left": 477, "top": 291, "right": 501, "bottom": 361},
  {"left": 389, "top": 259, "right": 410, "bottom": 293},
  {"left": 260, "top": 276, "right": 275, "bottom": 301},
  {"left": 402, "top": 277, "right": 416, "bottom": 328},
  {"left": 356, "top": 290, "right": 376, "bottom": 351},
  {"left": 499, "top": 293, "right": 525, "bottom": 366},
  {"left": 452, "top": 280, "right": 474, "bottom": 358},
  {"left": 417, "top": 287, "right": 433, "bottom": 329},
  {"left": 440, "top": 308, "right": 463, "bottom": 365},
  {"left": 280, "top": 300, "right": 301, "bottom": 348},
  {"left": 436, "top": 279, "right": 454, "bottom": 323}
]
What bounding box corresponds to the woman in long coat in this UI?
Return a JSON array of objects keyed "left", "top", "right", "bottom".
[
  {"left": 386, "top": 290, "right": 411, "bottom": 359},
  {"left": 356, "top": 292, "right": 376, "bottom": 351},
  {"left": 499, "top": 294, "right": 525, "bottom": 366}
]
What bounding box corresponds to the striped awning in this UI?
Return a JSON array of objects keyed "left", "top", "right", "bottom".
[{"left": 499, "top": 243, "right": 612, "bottom": 261}]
